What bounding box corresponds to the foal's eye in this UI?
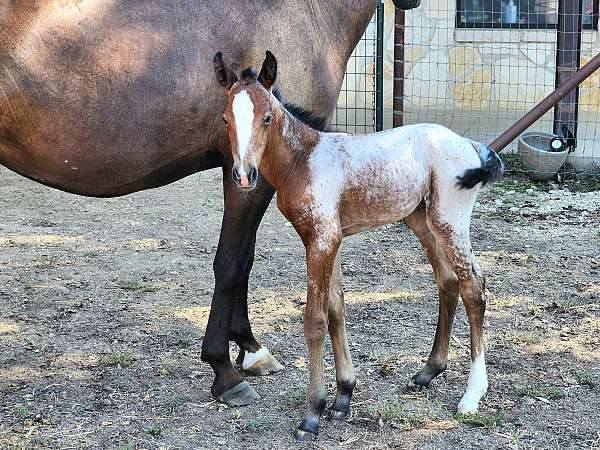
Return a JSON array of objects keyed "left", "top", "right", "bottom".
[
  {"left": 222, "top": 116, "right": 229, "bottom": 126},
  {"left": 264, "top": 113, "right": 272, "bottom": 126}
]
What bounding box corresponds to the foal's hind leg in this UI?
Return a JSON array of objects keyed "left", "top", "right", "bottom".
[
  {"left": 327, "top": 252, "right": 356, "bottom": 420},
  {"left": 405, "top": 202, "right": 459, "bottom": 388},
  {"left": 425, "top": 192, "right": 488, "bottom": 413}
]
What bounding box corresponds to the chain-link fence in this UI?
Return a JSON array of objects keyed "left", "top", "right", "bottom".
[{"left": 332, "top": 4, "right": 385, "bottom": 133}]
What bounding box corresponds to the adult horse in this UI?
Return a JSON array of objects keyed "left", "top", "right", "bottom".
[{"left": 0, "top": 0, "right": 419, "bottom": 407}]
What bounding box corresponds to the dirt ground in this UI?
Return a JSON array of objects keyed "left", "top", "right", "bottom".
[{"left": 1, "top": 164, "right": 599, "bottom": 449}]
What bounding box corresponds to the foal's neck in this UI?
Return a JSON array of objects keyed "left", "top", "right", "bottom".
[{"left": 260, "top": 102, "right": 321, "bottom": 191}]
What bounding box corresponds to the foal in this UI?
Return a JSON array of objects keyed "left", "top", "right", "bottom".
[{"left": 214, "top": 51, "right": 503, "bottom": 440}]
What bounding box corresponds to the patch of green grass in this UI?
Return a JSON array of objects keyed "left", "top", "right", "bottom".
[
  {"left": 239, "top": 414, "right": 276, "bottom": 432},
  {"left": 15, "top": 405, "right": 31, "bottom": 419},
  {"left": 563, "top": 174, "right": 600, "bottom": 193},
  {"left": 492, "top": 177, "right": 550, "bottom": 194},
  {"left": 285, "top": 391, "right": 306, "bottom": 407},
  {"left": 456, "top": 411, "right": 503, "bottom": 428},
  {"left": 34, "top": 256, "right": 59, "bottom": 269},
  {"left": 500, "top": 153, "right": 527, "bottom": 173},
  {"left": 550, "top": 296, "right": 596, "bottom": 313},
  {"left": 116, "top": 280, "right": 162, "bottom": 293},
  {"left": 512, "top": 383, "right": 565, "bottom": 400},
  {"left": 118, "top": 441, "right": 137, "bottom": 450},
  {"left": 574, "top": 370, "right": 600, "bottom": 388},
  {"left": 100, "top": 350, "right": 135, "bottom": 367},
  {"left": 201, "top": 198, "right": 223, "bottom": 211},
  {"left": 367, "top": 398, "right": 450, "bottom": 431},
  {"left": 165, "top": 396, "right": 190, "bottom": 415},
  {"left": 147, "top": 425, "right": 163, "bottom": 437},
  {"left": 521, "top": 331, "right": 542, "bottom": 344}
]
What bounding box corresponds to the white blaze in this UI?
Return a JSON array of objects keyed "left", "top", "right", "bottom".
[{"left": 232, "top": 90, "right": 254, "bottom": 176}]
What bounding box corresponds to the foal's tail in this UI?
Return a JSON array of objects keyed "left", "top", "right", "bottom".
[{"left": 456, "top": 141, "right": 504, "bottom": 189}]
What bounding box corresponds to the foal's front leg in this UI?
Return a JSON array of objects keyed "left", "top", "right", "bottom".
[
  {"left": 327, "top": 253, "right": 356, "bottom": 420},
  {"left": 295, "top": 235, "right": 341, "bottom": 441}
]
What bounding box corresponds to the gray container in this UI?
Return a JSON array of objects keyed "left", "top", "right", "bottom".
[{"left": 518, "top": 132, "right": 568, "bottom": 181}]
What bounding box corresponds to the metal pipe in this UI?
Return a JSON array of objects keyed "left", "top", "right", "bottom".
[
  {"left": 489, "top": 52, "right": 600, "bottom": 153},
  {"left": 393, "top": 8, "right": 405, "bottom": 128}
]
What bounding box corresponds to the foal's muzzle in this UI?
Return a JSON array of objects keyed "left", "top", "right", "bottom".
[{"left": 232, "top": 166, "right": 259, "bottom": 191}]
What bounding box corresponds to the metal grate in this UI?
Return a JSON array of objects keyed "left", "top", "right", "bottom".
[
  {"left": 395, "top": 0, "right": 600, "bottom": 176},
  {"left": 332, "top": 3, "right": 385, "bottom": 134}
]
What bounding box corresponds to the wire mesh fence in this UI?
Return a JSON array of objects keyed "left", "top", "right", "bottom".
[
  {"left": 395, "top": 0, "right": 600, "bottom": 177},
  {"left": 332, "top": 4, "right": 384, "bottom": 133}
]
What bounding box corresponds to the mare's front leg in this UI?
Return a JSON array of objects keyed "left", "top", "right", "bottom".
[
  {"left": 231, "top": 238, "right": 284, "bottom": 376},
  {"left": 201, "top": 165, "right": 280, "bottom": 407},
  {"left": 295, "top": 232, "right": 341, "bottom": 441}
]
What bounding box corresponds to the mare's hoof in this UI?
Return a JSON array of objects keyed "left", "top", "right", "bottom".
[
  {"left": 216, "top": 381, "right": 260, "bottom": 407},
  {"left": 294, "top": 428, "right": 317, "bottom": 441},
  {"left": 244, "top": 352, "right": 284, "bottom": 377},
  {"left": 326, "top": 408, "right": 349, "bottom": 421}
]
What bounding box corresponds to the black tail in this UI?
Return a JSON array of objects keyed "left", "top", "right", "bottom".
[{"left": 456, "top": 143, "right": 504, "bottom": 189}]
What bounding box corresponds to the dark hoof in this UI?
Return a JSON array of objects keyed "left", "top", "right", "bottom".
[
  {"left": 294, "top": 428, "right": 317, "bottom": 441},
  {"left": 411, "top": 364, "right": 447, "bottom": 389},
  {"left": 326, "top": 408, "right": 349, "bottom": 421},
  {"left": 411, "top": 372, "right": 433, "bottom": 388},
  {"left": 295, "top": 416, "right": 321, "bottom": 441},
  {"left": 244, "top": 353, "right": 284, "bottom": 377},
  {"left": 216, "top": 381, "right": 260, "bottom": 407}
]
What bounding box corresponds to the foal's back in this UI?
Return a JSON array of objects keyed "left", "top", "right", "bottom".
[{"left": 307, "top": 124, "right": 481, "bottom": 235}]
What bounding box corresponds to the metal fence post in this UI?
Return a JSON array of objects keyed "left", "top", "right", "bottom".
[
  {"left": 554, "top": 0, "right": 583, "bottom": 146},
  {"left": 375, "top": 1, "right": 385, "bottom": 132}
]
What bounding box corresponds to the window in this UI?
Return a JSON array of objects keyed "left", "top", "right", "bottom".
[{"left": 457, "top": 0, "right": 599, "bottom": 29}]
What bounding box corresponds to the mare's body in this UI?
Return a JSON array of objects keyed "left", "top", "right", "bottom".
[{"left": 0, "top": 0, "right": 384, "bottom": 406}]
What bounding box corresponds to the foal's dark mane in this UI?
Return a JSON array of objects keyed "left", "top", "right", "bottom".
[{"left": 238, "top": 68, "right": 330, "bottom": 132}]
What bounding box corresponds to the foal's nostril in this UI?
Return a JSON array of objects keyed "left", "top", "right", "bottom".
[
  {"left": 232, "top": 167, "right": 241, "bottom": 183},
  {"left": 249, "top": 168, "right": 259, "bottom": 185}
]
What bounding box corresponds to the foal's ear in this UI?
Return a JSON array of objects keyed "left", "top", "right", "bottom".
[
  {"left": 258, "top": 50, "right": 277, "bottom": 90},
  {"left": 213, "top": 52, "right": 238, "bottom": 89}
]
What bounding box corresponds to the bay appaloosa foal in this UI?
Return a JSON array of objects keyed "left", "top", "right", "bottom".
[{"left": 214, "top": 51, "right": 504, "bottom": 440}]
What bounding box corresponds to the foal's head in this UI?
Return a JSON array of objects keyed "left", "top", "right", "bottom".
[{"left": 214, "top": 51, "right": 278, "bottom": 191}]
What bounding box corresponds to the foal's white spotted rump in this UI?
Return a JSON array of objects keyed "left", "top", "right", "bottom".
[{"left": 215, "top": 51, "right": 503, "bottom": 440}]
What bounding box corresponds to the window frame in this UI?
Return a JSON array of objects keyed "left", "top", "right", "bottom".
[{"left": 456, "top": 0, "right": 599, "bottom": 30}]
